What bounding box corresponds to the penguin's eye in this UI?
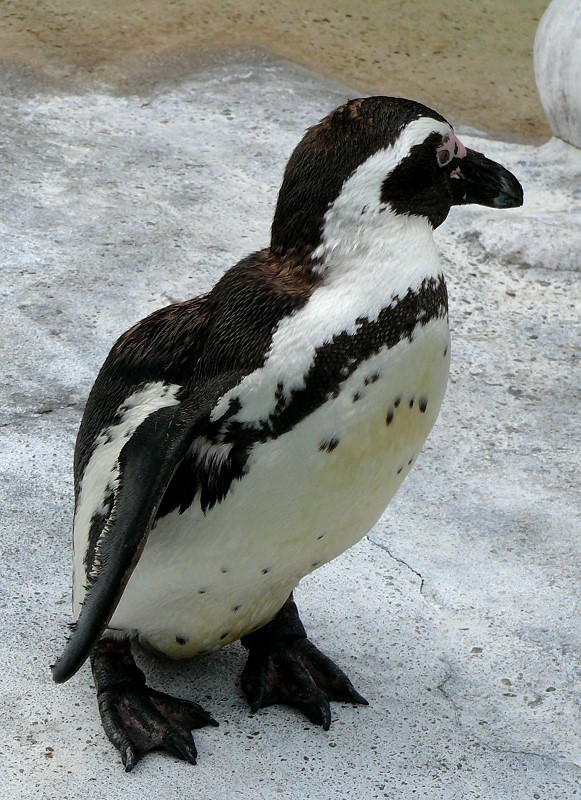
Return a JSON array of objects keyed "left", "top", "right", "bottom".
[
  {"left": 436, "top": 133, "right": 467, "bottom": 168},
  {"left": 436, "top": 136, "right": 454, "bottom": 167}
]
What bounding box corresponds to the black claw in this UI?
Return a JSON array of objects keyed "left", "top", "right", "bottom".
[
  {"left": 298, "top": 640, "right": 368, "bottom": 706},
  {"left": 149, "top": 688, "right": 217, "bottom": 731},
  {"left": 342, "top": 685, "right": 369, "bottom": 706},
  {"left": 122, "top": 745, "right": 137, "bottom": 773},
  {"left": 321, "top": 702, "right": 331, "bottom": 732},
  {"left": 303, "top": 696, "right": 331, "bottom": 731},
  {"left": 166, "top": 732, "right": 198, "bottom": 766}
]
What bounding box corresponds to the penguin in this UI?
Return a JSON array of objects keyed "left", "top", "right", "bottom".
[{"left": 51, "top": 96, "right": 523, "bottom": 771}]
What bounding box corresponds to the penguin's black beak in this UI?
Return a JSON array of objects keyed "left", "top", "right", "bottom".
[{"left": 450, "top": 148, "right": 524, "bottom": 209}]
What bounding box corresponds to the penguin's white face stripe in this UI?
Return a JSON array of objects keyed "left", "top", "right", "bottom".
[
  {"left": 312, "top": 116, "right": 453, "bottom": 266},
  {"left": 72, "top": 381, "right": 180, "bottom": 615},
  {"left": 336, "top": 116, "right": 453, "bottom": 206}
]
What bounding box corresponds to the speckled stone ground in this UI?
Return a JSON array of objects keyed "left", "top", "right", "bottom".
[{"left": 1, "top": 55, "right": 580, "bottom": 799}]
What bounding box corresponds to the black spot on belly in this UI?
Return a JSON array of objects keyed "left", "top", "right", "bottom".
[
  {"left": 394, "top": 396, "right": 401, "bottom": 408},
  {"left": 408, "top": 458, "right": 413, "bottom": 465},
  {"left": 198, "top": 589, "right": 207, "bottom": 595},
  {"left": 220, "top": 631, "right": 230, "bottom": 641},
  {"left": 352, "top": 391, "right": 361, "bottom": 403},
  {"left": 220, "top": 567, "right": 229, "bottom": 574},
  {"left": 443, "top": 345, "right": 448, "bottom": 357},
  {"left": 311, "top": 560, "right": 321, "bottom": 567},
  {"left": 319, "top": 436, "right": 339, "bottom": 453},
  {"left": 364, "top": 371, "right": 381, "bottom": 386},
  {"left": 316, "top": 533, "right": 325, "bottom": 540},
  {"left": 397, "top": 466, "right": 403, "bottom": 474},
  {"left": 232, "top": 605, "right": 241, "bottom": 612},
  {"left": 176, "top": 636, "right": 187, "bottom": 645},
  {"left": 261, "top": 567, "right": 270, "bottom": 575},
  {"left": 419, "top": 397, "right": 428, "bottom": 413},
  {"left": 386, "top": 407, "right": 394, "bottom": 426},
  {"left": 409, "top": 397, "right": 415, "bottom": 408}
]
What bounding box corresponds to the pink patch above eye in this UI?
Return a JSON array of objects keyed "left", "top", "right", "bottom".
[{"left": 437, "top": 133, "right": 467, "bottom": 167}]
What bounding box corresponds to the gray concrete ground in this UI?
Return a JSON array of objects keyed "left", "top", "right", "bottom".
[{"left": 1, "top": 54, "right": 580, "bottom": 799}]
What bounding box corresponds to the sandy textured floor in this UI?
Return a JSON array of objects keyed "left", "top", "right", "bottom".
[{"left": 0, "top": 0, "right": 550, "bottom": 141}]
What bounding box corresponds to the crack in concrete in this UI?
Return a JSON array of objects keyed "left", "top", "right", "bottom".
[
  {"left": 367, "top": 536, "right": 425, "bottom": 595},
  {"left": 436, "top": 669, "right": 463, "bottom": 734},
  {"left": 485, "top": 742, "right": 581, "bottom": 774},
  {"left": 33, "top": 401, "right": 82, "bottom": 416},
  {"left": 437, "top": 661, "right": 581, "bottom": 774},
  {"left": 368, "top": 541, "right": 581, "bottom": 777}
]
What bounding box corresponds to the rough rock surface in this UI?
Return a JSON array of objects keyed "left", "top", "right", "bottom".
[
  {"left": 1, "top": 55, "right": 580, "bottom": 799},
  {"left": 534, "top": 0, "right": 581, "bottom": 148}
]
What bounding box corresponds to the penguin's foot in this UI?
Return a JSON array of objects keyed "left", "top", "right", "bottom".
[
  {"left": 240, "top": 594, "right": 367, "bottom": 730},
  {"left": 91, "top": 639, "right": 218, "bottom": 772},
  {"left": 241, "top": 637, "right": 368, "bottom": 730}
]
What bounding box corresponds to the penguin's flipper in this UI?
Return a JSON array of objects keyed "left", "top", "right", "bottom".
[{"left": 51, "top": 375, "right": 236, "bottom": 684}]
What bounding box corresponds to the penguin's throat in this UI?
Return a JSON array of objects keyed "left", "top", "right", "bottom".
[{"left": 311, "top": 209, "right": 440, "bottom": 291}]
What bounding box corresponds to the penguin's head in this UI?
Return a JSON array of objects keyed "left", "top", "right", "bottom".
[{"left": 271, "top": 96, "right": 523, "bottom": 257}]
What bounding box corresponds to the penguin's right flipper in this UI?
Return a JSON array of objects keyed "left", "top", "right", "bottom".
[{"left": 51, "top": 374, "right": 237, "bottom": 684}]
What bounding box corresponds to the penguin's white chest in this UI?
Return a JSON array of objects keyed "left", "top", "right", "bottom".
[{"left": 108, "top": 314, "right": 450, "bottom": 658}]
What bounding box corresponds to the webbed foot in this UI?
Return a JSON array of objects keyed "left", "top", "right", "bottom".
[
  {"left": 240, "top": 595, "right": 367, "bottom": 730},
  {"left": 91, "top": 639, "right": 218, "bottom": 771}
]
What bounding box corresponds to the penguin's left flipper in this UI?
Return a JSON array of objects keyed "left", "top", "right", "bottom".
[{"left": 51, "top": 373, "right": 237, "bottom": 685}]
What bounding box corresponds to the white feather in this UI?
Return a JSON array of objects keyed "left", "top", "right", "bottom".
[{"left": 211, "top": 216, "right": 441, "bottom": 426}]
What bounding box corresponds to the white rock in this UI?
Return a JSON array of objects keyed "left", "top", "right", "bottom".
[{"left": 534, "top": 0, "right": 581, "bottom": 148}]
